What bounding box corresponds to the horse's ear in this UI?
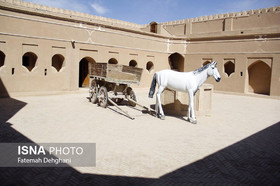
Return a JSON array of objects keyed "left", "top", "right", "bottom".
[{"left": 213, "top": 61, "right": 217, "bottom": 67}]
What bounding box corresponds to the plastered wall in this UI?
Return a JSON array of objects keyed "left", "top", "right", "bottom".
[{"left": 0, "top": 0, "right": 279, "bottom": 97}]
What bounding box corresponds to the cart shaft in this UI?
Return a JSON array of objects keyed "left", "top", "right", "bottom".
[
  {"left": 127, "top": 98, "right": 156, "bottom": 114},
  {"left": 108, "top": 98, "right": 135, "bottom": 120}
]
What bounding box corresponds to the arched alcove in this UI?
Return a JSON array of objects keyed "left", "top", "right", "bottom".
[
  {"left": 52, "top": 54, "right": 64, "bottom": 72},
  {"left": 248, "top": 61, "right": 271, "bottom": 95},
  {"left": 79, "top": 57, "right": 96, "bottom": 88},
  {"left": 129, "top": 60, "right": 137, "bottom": 67},
  {"left": 146, "top": 61, "right": 154, "bottom": 73},
  {"left": 224, "top": 61, "right": 235, "bottom": 77},
  {"left": 22, "top": 52, "right": 37, "bottom": 71},
  {"left": 169, "top": 53, "right": 184, "bottom": 72},
  {"left": 150, "top": 21, "right": 158, "bottom": 33},
  {"left": 108, "top": 58, "right": 118, "bottom": 64},
  {"left": 0, "top": 50, "right": 5, "bottom": 68}
]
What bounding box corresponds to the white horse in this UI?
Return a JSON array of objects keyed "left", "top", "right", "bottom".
[{"left": 148, "top": 61, "right": 221, "bottom": 124}]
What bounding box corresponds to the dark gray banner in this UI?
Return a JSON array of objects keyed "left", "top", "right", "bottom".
[{"left": 0, "top": 143, "right": 96, "bottom": 167}]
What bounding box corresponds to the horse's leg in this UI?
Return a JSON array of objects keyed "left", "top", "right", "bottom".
[
  {"left": 155, "top": 93, "right": 159, "bottom": 115},
  {"left": 187, "top": 99, "right": 191, "bottom": 121},
  {"left": 156, "top": 86, "right": 165, "bottom": 120},
  {"left": 188, "top": 90, "right": 197, "bottom": 124}
]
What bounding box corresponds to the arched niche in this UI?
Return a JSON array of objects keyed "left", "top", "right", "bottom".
[
  {"left": 0, "top": 50, "right": 5, "bottom": 68},
  {"left": 22, "top": 52, "right": 37, "bottom": 72},
  {"left": 150, "top": 21, "right": 158, "bottom": 33},
  {"left": 248, "top": 60, "right": 271, "bottom": 95},
  {"left": 129, "top": 60, "right": 137, "bottom": 67},
  {"left": 108, "top": 58, "right": 118, "bottom": 64},
  {"left": 224, "top": 61, "right": 235, "bottom": 77},
  {"left": 146, "top": 61, "right": 154, "bottom": 73},
  {"left": 168, "top": 53, "right": 184, "bottom": 72},
  {"left": 52, "top": 54, "right": 65, "bottom": 72}
]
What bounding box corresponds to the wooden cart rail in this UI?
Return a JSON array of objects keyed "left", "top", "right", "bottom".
[
  {"left": 89, "top": 63, "right": 142, "bottom": 85},
  {"left": 89, "top": 75, "right": 140, "bottom": 86}
]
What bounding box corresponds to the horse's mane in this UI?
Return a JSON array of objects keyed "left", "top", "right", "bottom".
[{"left": 193, "top": 63, "right": 210, "bottom": 75}]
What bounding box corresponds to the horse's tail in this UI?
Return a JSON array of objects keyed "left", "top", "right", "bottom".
[{"left": 148, "top": 73, "right": 157, "bottom": 98}]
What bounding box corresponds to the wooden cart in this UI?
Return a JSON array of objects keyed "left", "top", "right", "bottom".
[{"left": 88, "top": 63, "right": 144, "bottom": 119}]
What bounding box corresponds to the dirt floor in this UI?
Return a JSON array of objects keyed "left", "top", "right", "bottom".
[{"left": 0, "top": 88, "right": 280, "bottom": 185}]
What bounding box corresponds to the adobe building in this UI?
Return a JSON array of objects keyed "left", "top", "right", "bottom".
[{"left": 0, "top": 0, "right": 279, "bottom": 97}]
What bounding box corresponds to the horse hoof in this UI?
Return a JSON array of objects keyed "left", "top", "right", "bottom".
[
  {"left": 156, "top": 114, "right": 165, "bottom": 120},
  {"left": 188, "top": 118, "right": 197, "bottom": 124}
]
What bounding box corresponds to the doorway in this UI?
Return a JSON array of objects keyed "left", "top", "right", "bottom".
[
  {"left": 248, "top": 60, "right": 271, "bottom": 95},
  {"left": 79, "top": 57, "right": 95, "bottom": 87}
]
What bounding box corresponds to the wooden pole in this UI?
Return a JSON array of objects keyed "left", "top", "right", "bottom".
[
  {"left": 108, "top": 98, "right": 135, "bottom": 120},
  {"left": 127, "top": 98, "right": 157, "bottom": 116}
]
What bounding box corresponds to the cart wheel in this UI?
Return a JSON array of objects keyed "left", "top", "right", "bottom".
[
  {"left": 128, "top": 88, "right": 137, "bottom": 107},
  {"left": 98, "top": 86, "right": 108, "bottom": 108},
  {"left": 89, "top": 80, "right": 98, "bottom": 104}
]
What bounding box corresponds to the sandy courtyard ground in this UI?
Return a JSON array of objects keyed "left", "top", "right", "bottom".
[{"left": 0, "top": 88, "right": 280, "bottom": 185}]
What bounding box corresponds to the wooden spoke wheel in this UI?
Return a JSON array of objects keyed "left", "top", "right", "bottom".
[
  {"left": 98, "top": 86, "right": 108, "bottom": 108},
  {"left": 89, "top": 80, "right": 98, "bottom": 103},
  {"left": 127, "top": 88, "right": 137, "bottom": 107}
]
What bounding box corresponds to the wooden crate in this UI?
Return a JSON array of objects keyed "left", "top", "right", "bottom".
[{"left": 89, "top": 63, "right": 143, "bottom": 84}]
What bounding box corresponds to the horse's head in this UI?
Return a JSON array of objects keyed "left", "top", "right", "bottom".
[{"left": 208, "top": 61, "right": 221, "bottom": 82}]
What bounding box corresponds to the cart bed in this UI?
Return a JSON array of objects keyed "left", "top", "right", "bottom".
[{"left": 89, "top": 63, "right": 142, "bottom": 85}]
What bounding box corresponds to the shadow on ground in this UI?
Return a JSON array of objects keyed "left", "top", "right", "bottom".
[{"left": 0, "top": 90, "right": 280, "bottom": 185}]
